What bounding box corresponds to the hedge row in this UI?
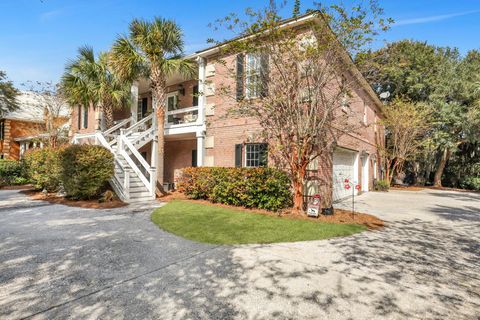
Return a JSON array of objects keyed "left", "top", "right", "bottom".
[
  {"left": 176, "top": 167, "right": 292, "bottom": 211},
  {"left": 0, "top": 160, "right": 28, "bottom": 186},
  {"left": 23, "top": 145, "right": 114, "bottom": 199}
]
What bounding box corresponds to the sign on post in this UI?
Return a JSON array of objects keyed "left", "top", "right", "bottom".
[{"left": 307, "top": 194, "right": 321, "bottom": 217}]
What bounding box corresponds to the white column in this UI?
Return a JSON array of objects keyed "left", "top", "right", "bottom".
[
  {"left": 19, "top": 142, "right": 25, "bottom": 158},
  {"left": 131, "top": 82, "right": 139, "bottom": 123},
  {"left": 196, "top": 56, "right": 206, "bottom": 125},
  {"left": 196, "top": 130, "right": 205, "bottom": 167}
]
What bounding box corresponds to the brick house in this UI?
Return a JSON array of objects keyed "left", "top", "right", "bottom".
[
  {"left": 0, "top": 92, "right": 70, "bottom": 160},
  {"left": 72, "top": 12, "right": 385, "bottom": 204}
]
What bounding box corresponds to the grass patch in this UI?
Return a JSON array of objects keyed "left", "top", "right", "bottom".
[{"left": 151, "top": 200, "right": 366, "bottom": 244}]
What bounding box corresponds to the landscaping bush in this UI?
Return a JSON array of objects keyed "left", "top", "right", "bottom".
[
  {"left": 177, "top": 167, "right": 292, "bottom": 211},
  {"left": 460, "top": 176, "right": 480, "bottom": 191},
  {"left": 0, "top": 160, "right": 27, "bottom": 186},
  {"left": 60, "top": 145, "right": 114, "bottom": 199},
  {"left": 23, "top": 148, "right": 63, "bottom": 192},
  {"left": 374, "top": 179, "right": 390, "bottom": 192}
]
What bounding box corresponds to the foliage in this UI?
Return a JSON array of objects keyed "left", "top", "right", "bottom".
[
  {"left": 23, "top": 147, "right": 63, "bottom": 192},
  {"left": 209, "top": 1, "right": 391, "bottom": 209},
  {"left": 177, "top": 167, "right": 292, "bottom": 211},
  {"left": 374, "top": 179, "right": 390, "bottom": 192},
  {"left": 359, "top": 40, "right": 480, "bottom": 186},
  {"left": 110, "top": 17, "right": 195, "bottom": 190},
  {"left": 61, "top": 46, "right": 131, "bottom": 129},
  {"left": 378, "top": 98, "right": 430, "bottom": 184},
  {"left": 60, "top": 145, "right": 114, "bottom": 200},
  {"left": 460, "top": 176, "right": 480, "bottom": 191},
  {"left": 20, "top": 81, "right": 70, "bottom": 148},
  {"left": 0, "top": 70, "right": 19, "bottom": 116},
  {"left": 151, "top": 200, "right": 365, "bottom": 244},
  {"left": 0, "top": 160, "right": 27, "bottom": 186}
]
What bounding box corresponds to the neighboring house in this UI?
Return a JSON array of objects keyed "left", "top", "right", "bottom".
[
  {"left": 0, "top": 91, "right": 70, "bottom": 160},
  {"left": 72, "top": 12, "right": 385, "bottom": 203}
]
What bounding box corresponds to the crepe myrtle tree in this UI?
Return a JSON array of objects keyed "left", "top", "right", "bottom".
[
  {"left": 210, "top": 1, "right": 391, "bottom": 210},
  {"left": 21, "top": 81, "right": 69, "bottom": 148},
  {"left": 377, "top": 98, "right": 430, "bottom": 185},
  {"left": 110, "top": 17, "right": 195, "bottom": 191}
]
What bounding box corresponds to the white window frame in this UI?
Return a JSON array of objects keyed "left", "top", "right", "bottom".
[
  {"left": 244, "top": 143, "right": 265, "bottom": 168},
  {"left": 166, "top": 92, "right": 178, "bottom": 111},
  {"left": 245, "top": 53, "right": 262, "bottom": 99}
]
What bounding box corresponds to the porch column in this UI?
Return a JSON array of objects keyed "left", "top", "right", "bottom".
[
  {"left": 19, "top": 142, "right": 25, "bottom": 159},
  {"left": 196, "top": 130, "right": 205, "bottom": 167},
  {"left": 131, "top": 82, "right": 139, "bottom": 123},
  {"left": 196, "top": 56, "right": 206, "bottom": 125}
]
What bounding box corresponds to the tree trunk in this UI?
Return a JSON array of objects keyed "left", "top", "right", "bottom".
[
  {"left": 433, "top": 149, "right": 451, "bottom": 187},
  {"left": 152, "top": 75, "right": 167, "bottom": 194},
  {"left": 291, "top": 163, "right": 307, "bottom": 211},
  {"left": 103, "top": 104, "right": 114, "bottom": 129}
]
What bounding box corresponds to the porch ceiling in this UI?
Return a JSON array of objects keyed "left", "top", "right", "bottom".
[
  {"left": 137, "top": 70, "right": 198, "bottom": 95},
  {"left": 165, "top": 132, "right": 196, "bottom": 141}
]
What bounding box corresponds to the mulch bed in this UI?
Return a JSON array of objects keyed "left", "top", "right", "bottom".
[
  {"left": 159, "top": 191, "right": 385, "bottom": 230},
  {"left": 391, "top": 185, "right": 479, "bottom": 193},
  {"left": 0, "top": 185, "right": 33, "bottom": 190},
  {"left": 21, "top": 189, "right": 127, "bottom": 209}
]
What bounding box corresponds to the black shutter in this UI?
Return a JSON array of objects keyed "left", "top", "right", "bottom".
[
  {"left": 260, "top": 54, "right": 269, "bottom": 98},
  {"left": 83, "top": 106, "right": 88, "bottom": 129},
  {"left": 192, "top": 149, "right": 198, "bottom": 167},
  {"left": 259, "top": 143, "right": 268, "bottom": 167},
  {"left": 235, "top": 144, "right": 243, "bottom": 167},
  {"left": 77, "top": 106, "right": 82, "bottom": 129},
  {"left": 236, "top": 54, "right": 244, "bottom": 101},
  {"left": 192, "top": 85, "right": 199, "bottom": 106},
  {"left": 142, "top": 98, "right": 148, "bottom": 117}
]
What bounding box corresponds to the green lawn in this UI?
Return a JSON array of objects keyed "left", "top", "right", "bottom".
[{"left": 151, "top": 200, "right": 366, "bottom": 244}]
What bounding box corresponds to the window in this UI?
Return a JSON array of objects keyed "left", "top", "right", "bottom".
[
  {"left": 0, "top": 120, "right": 4, "bottom": 140},
  {"left": 245, "top": 143, "right": 268, "bottom": 167},
  {"left": 167, "top": 93, "right": 177, "bottom": 111},
  {"left": 138, "top": 98, "right": 148, "bottom": 120},
  {"left": 82, "top": 105, "right": 88, "bottom": 129},
  {"left": 192, "top": 85, "right": 199, "bottom": 106},
  {"left": 245, "top": 54, "right": 262, "bottom": 98}
]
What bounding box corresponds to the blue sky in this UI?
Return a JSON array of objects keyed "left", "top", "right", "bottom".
[{"left": 1, "top": 0, "right": 479, "bottom": 87}]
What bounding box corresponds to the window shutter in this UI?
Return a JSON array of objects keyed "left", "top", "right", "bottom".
[
  {"left": 235, "top": 144, "right": 243, "bottom": 167},
  {"left": 259, "top": 143, "right": 268, "bottom": 167},
  {"left": 77, "top": 106, "right": 82, "bottom": 129},
  {"left": 236, "top": 54, "right": 244, "bottom": 101},
  {"left": 193, "top": 85, "right": 199, "bottom": 106},
  {"left": 260, "top": 54, "right": 269, "bottom": 98}
]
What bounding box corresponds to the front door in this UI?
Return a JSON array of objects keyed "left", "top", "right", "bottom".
[{"left": 137, "top": 98, "right": 148, "bottom": 120}]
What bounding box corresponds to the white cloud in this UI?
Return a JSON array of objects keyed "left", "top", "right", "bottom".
[
  {"left": 394, "top": 10, "right": 480, "bottom": 27},
  {"left": 40, "top": 9, "right": 63, "bottom": 22}
]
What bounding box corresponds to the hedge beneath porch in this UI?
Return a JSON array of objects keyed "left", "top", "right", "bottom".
[{"left": 176, "top": 167, "right": 292, "bottom": 211}]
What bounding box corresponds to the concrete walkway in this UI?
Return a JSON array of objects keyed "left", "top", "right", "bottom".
[{"left": 0, "top": 189, "right": 479, "bottom": 319}]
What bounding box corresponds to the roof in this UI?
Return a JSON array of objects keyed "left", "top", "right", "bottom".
[
  {"left": 2, "top": 91, "right": 70, "bottom": 123},
  {"left": 186, "top": 11, "right": 384, "bottom": 114}
]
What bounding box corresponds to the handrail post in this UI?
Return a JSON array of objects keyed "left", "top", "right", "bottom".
[
  {"left": 123, "top": 168, "right": 130, "bottom": 200},
  {"left": 149, "top": 167, "right": 156, "bottom": 196}
]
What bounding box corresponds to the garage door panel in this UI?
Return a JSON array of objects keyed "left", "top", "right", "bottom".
[{"left": 333, "top": 149, "right": 357, "bottom": 202}]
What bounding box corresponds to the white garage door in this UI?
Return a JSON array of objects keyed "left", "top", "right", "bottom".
[{"left": 333, "top": 149, "right": 357, "bottom": 201}]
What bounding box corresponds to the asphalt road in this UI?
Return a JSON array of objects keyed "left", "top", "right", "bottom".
[{"left": 1, "top": 188, "right": 479, "bottom": 319}]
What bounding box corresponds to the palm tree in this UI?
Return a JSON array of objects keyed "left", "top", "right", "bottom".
[
  {"left": 61, "top": 46, "right": 131, "bottom": 129},
  {"left": 109, "top": 17, "right": 195, "bottom": 188}
]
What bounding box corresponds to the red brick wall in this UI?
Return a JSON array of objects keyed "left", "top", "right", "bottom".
[
  {"left": 164, "top": 139, "right": 196, "bottom": 182},
  {"left": 0, "top": 119, "right": 44, "bottom": 160}
]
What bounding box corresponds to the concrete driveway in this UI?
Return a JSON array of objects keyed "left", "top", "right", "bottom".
[{"left": 0, "top": 188, "right": 479, "bottom": 319}]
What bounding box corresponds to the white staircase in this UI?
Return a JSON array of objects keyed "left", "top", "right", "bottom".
[{"left": 73, "top": 113, "right": 157, "bottom": 203}]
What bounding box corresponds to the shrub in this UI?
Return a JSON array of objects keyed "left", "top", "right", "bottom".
[
  {"left": 0, "top": 160, "right": 27, "bottom": 186},
  {"left": 60, "top": 145, "right": 114, "bottom": 199},
  {"left": 374, "top": 179, "right": 390, "bottom": 192},
  {"left": 177, "top": 167, "right": 292, "bottom": 211},
  {"left": 460, "top": 176, "right": 480, "bottom": 191},
  {"left": 23, "top": 148, "right": 63, "bottom": 192}
]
